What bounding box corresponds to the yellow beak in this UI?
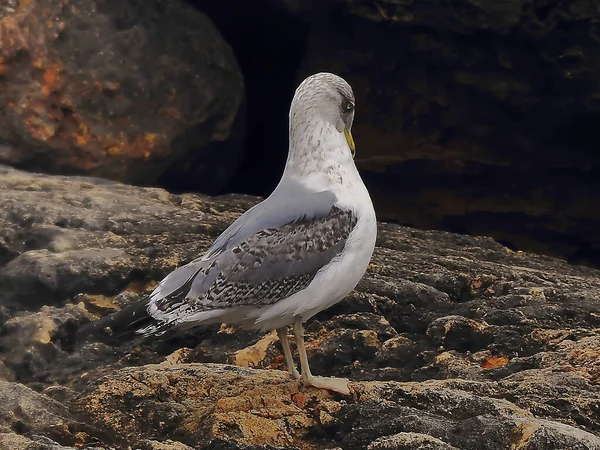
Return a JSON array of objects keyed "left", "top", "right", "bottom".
[{"left": 344, "top": 127, "right": 355, "bottom": 159}]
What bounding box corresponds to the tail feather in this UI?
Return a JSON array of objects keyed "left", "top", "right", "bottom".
[{"left": 77, "top": 299, "right": 156, "bottom": 343}]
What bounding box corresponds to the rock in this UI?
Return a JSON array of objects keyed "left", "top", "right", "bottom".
[
  {"left": 74, "top": 364, "right": 328, "bottom": 449},
  {"left": 136, "top": 440, "right": 195, "bottom": 450},
  {"left": 0, "top": 0, "right": 244, "bottom": 192},
  {"left": 0, "top": 164, "right": 254, "bottom": 309},
  {"left": 269, "top": 0, "right": 600, "bottom": 267},
  {"left": 367, "top": 432, "right": 459, "bottom": 450},
  {"left": 0, "top": 164, "right": 258, "bottom": 382},
  {"left": 0, "top": 433, "right": 79, "bottom": 450},
  {"left": 335, "top": 380, "right": 600, "bottom": 450},
  {"left": 73, "top": 364, "right": 600, "bottom": 450},
  {"left": 0, "top": 379, "right": 99, "bottom": 447},
  {"left": 0, "top": 433, "right": 100, "bottom": 450},
  {"left": 232, "top": 330, "right": 279, "bottom": 369},
  {"left": 0, "top": 166, "right": 599, "bottom": 448},
  {"left": 426, "top": 315, "right": 491, "bottom": 351},
  {"left": 0, "top": 303, "right": 91, "bottom": 383}
]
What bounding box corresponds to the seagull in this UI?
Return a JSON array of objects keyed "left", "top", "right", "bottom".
[{"left": 80, "top": 72, "right": 377, "bottom": 395}]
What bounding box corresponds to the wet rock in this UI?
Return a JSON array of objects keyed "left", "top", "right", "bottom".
[{"left": 0, "top": 0, "right": 244, "bottom": 192}]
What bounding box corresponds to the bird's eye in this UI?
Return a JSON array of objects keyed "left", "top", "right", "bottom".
[{"left": 346, "top": 101, "right": 355, "bottom": 111}]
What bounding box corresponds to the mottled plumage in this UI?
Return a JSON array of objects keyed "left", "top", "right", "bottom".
[
  {"left": 80, "top": 72, "right": 377, "bottom": 395},
  {"left": 140, "top": 204, "right": 357, "bottom": 335}
]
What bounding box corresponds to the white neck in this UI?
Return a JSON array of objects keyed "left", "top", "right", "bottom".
[
  {"left": 284, "top": 116, "right": 352, "bottom": 176},
  {"left": 278, "top": 117, "right": 371, "bottom": 215}
]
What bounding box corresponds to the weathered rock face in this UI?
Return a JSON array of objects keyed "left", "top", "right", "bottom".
[
  {"left": 74, "top": 364, "right": 600, "bottom": 449},
  {"left": 0, "top": 165, "right": 599, "bottom": 449},
  {"left": 249, "top": 0, "right": 600, "bottom": 267},
  {"left": 0, "top": 0, "right": 244, "bottom": 193}
]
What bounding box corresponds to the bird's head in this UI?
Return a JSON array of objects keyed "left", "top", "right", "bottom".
[{"left": 289, "top": 72, "right": 356, "bottom": 158}]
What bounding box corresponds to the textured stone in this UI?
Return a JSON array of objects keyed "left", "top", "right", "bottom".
[
  {"left": 75, "top": 364, "right": 327, "bottom": 449},
  {"left": 367, "top": 432, "right": 458, "bottom": 450},
  {"left": 0, "top": 433, "right": 79, "bottom": 450},
  {"left": 0, "top": 166, "right": 599, "bottom": 448},
  {"left": 0, "top": 379, "right": 98, "bottom": 447},
  {"left": 0, "top": 0, "right": 244, "bottom": 192},
  {"left": 73, "top": 365, "right": 600, "bottom": 450}
]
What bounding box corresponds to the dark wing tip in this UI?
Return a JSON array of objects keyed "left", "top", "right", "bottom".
[{"left": 76, "top": 299, "right": 155, "bottom": 344}]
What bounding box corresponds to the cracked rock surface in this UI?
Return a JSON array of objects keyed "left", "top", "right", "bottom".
[{"left": 0, "top": 165, "right": 599, "bottom": 449}]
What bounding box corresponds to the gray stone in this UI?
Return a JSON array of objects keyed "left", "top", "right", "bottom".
[
  {"left": 0, "top": 166, "right": 599, "bottom": 449},
  {"left": 0, "top": 0, "right": 244, "bottom": 193}
]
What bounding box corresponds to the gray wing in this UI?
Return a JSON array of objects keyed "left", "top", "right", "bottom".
[
  {"left": 206, "top": 179, "right": 338, "bottom": 259},
  {"left": 147, "top": 189, "right": 356, "bottom": 325},
  {"left": 148, "top": 181, "right": 337, "bottom": 302}
]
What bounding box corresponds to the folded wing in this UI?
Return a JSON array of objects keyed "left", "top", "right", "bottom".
[{"left": 145, "top": 192, "right": 357, "bottom": 334}]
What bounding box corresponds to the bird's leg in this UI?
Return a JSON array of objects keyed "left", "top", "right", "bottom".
[
  {"left": 276, "top": 327, "right": 300, "bottom": 379},
  {"left": 292, "top": 318, "right": 350, "bottom": 395}
]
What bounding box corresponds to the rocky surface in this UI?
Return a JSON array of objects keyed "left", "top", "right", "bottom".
[
  {"left": 253, "top": 0, "right": 600, "bottom": 267},
  {"left": 0, "top": 165, "right": 599, "bottom": 449},
  {"left": 0, "top": 0, "right": 244, "bottom": 193}
]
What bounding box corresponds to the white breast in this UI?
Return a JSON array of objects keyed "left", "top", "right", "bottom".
[{"left": 254, "top": 148, "right": 377, "bottom": 330}]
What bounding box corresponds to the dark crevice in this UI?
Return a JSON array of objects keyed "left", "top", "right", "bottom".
[{"left": 177, "top": 0, "right": 309, "bottom": 198}]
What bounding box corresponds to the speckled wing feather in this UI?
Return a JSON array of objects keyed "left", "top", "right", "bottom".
[
  {"left": 147, "top": 184, "right": 337, "bottom": 302},
  {"left": 143, "top": 198, "right": 358, "bottom": 334},
  {"left": 197, "top": 206, "right": 357, "bottom": 308}
]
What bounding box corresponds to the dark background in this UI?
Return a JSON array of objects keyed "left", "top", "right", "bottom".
[{"left": 1, "top": 0, "right": 599, "bottom": 268}]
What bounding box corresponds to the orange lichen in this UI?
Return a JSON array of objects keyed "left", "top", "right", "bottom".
[
  {"left": 233, "top": 331, "right": 278, "bottom": 368},
  {"left": 567, "top": 346, "right": 600, "bottom": 382},
  {"left": 0, "top": 12, "right": 30, "bottom": 56},
  {"left": 292, "top": 392, "right": 307, "bottom": 409},
  {"left": 6, "top": 49, "right": 168, "bottom": 173},
  {"left": 144, "top": 133, "right": 157, "bottom": 145},
  {"left": 40, "top": 64, "right": 62, "bottom": 97},
  {"left": 267, "top": 353, "right": 286, "bottom": 371},
  {"left": 126, "top": 279, "right": 158, "bottom": 294},
  {"left": 23, "top": 102, "right": 63, "bottom": 141},
  {"left": 122, "top": 133, "right": 163, "bottom": 160},
  {"left": 481, "top": 356, "right": 509, "bottom": 369},
  {"left": 75, "top": 135, "right": 88, "bottom": 146}
]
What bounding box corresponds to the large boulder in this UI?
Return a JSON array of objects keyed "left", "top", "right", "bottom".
[
  {"left": 269, "top": 0, "right": 600, "bottom": 266},
  {"left": 0, "top": 165, "right": 599, "bottom": 448},
  {"left": 0, "top": 0, "right": 244, "bottom": 193}
]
